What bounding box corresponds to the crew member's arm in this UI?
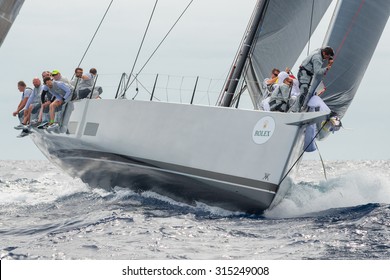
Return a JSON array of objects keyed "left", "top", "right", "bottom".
[
  {"left": 57, "top": 83, "right": 72, "bottom": 101},
  {"left": 312, "top": 55, "right": 328, "bottom": 76}
]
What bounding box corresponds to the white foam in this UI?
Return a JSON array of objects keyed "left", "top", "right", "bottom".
[
  {"left": 111, "top": 187, "right": 242, "bottom": 216},
  {"left": 0, "top": 163, "right": 90, "bottom": 206},
  {"left": 266, "top": 169, "right": 390, "bottom": 218}
]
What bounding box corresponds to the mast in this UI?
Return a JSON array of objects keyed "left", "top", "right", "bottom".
[{"left": 220, "top": 0, "right": 269, "bottom": 107}]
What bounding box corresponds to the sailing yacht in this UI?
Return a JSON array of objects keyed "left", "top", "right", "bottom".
[{"left": 29, "top": 0, "right": 389, "bottom": 213}]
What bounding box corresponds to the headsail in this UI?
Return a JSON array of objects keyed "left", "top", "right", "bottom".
[
  {"left": 0, "top": 0, "right": 24, "bottom": 47},
  {"left": 320, "top": 0, "right": 390, "bottom": 118},
  {"left": 221, "top": 0, "right": 332, "bottom": 108},
  {"left": 248, "top": 0, "right": 332, "bottom": 97}
]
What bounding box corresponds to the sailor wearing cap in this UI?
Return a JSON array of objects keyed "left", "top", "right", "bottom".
[{"left": 51, "top": 69, "right": 71, "bottom": 86}]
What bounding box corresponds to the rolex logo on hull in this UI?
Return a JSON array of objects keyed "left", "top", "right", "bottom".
[{"left": 252, "top": 116, "right": 275, "bottom": 144}]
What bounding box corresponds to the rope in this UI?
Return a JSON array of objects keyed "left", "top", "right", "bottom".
[
  {"left": 315, "top": 141, "right": 328, "bottom": 180},
  {"left": 278, "top": 120, "right": 328, "bottom": 186},
  {"left": 123, "top": 0, "right": 194, "bottom": 94},
  {"left": 76, "top": 0, "right": 114, "bottom": 70},
  {"left": 123, "top": 0, "right": 159, "bottom": 98}
]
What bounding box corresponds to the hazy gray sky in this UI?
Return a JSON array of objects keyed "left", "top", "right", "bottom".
[{"left": 1, "top": 0, "right": 389, "bottom": 160}]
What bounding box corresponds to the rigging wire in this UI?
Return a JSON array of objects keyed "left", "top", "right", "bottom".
[
  {"left": 131, "top": 79, "right": 140, "bottom": 100},
  {"left": 278, "top": 120, "right": 328, "bottom": 186},
  {"left": 123, "top": 0, "right": 194, "bottom": 97},
  {"left": 315, "top": 142, "right": 328, "bottom": 181},
  {"left": 206, "top": 78, "right": 212, "bottom": 106},
  {"left": 179, "top": 76, "right": 185, "bottom": 103},
  {"left": 122, "top": 0, "right": 159, "bottom": 98},
  {"left": 165, "top": 75, "right": 170, "bottom": 102},
  {"left": 76, "top": 0, "right": 114, "bottom": 70}
]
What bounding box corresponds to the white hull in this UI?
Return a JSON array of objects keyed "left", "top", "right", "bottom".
[{"left": 30, "top": 99, "right": 328, "bottom": 213}]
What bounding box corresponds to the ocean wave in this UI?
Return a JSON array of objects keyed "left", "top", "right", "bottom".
[{"left": 265, "top": 163, "right": 390, "bottom": 219}]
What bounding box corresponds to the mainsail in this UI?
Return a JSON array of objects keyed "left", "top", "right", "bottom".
[
  {"left": 0, "top": 0, "right": 24, "bottom": 47},
  {"left": 320, "top": 0, "right": 390, "bottom": 118},
  {"left": 221, "top": 0, "right": 332, "bottom": 108}
]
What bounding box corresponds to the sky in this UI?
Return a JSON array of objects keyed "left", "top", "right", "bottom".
[{"left": 0, "top": 0, "right": 389, "bottom": 161}]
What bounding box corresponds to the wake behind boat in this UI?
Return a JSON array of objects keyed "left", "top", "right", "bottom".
[{"left": 23, "top": 0, "right": 389, "bottom": 213}]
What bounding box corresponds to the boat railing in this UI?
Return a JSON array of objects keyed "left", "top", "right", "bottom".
[
  {"left": 91, "top": 72, "right": 259, "bottom": 109},
  {"left": 107, "top": 72, "right": 226, "bottom": 106}
]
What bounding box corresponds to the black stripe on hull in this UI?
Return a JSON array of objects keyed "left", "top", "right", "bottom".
[{"left": 51, "top": 149, "right": 278, "bottom": 214}]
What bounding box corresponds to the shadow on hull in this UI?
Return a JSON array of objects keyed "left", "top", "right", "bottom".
[{"left": 51, "top": 149, "right": 277, "bottom": 214}]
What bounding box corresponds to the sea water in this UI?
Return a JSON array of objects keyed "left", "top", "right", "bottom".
[{"left": 1, "top": 160, "right": 390, "bottom": 260}]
